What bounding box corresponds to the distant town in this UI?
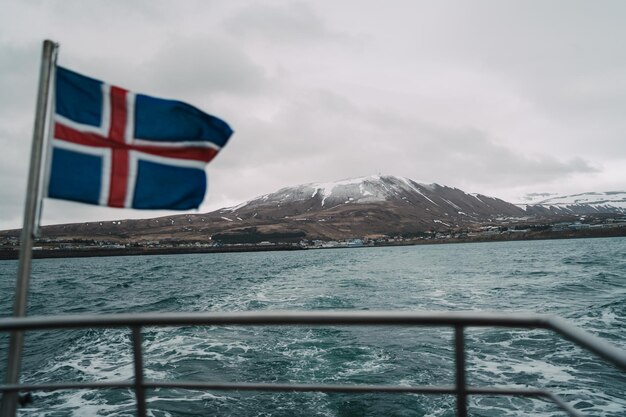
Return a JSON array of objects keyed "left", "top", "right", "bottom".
[
  {"left": 1, "top": 215, "right": 624, "bottom": 260},
  {"left": 1, "top": 176, "right": 625, "bottom": 260}
]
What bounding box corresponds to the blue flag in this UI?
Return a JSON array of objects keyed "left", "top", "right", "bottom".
[{"left": 47, "top": 66, "right": 233, "bottom": 210}]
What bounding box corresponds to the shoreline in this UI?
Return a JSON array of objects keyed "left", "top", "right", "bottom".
[
  {"left": 0, "top": 244, "right": 304, "bottom": 260},
  {"left": 0, "top": 228, "right": 624, "bottom": 260}
]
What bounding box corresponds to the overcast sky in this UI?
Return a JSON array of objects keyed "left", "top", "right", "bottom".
[{"left": 1, "top": 0, "right": 625, "bottom": 229}]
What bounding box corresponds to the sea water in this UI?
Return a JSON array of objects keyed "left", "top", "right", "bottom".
[{"left": 0, "top": 237, "right": 625, "bottom": 416}]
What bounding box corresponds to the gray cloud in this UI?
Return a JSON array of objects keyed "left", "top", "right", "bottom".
[
  {"left": 204, "top": 89, "right": 601, "bottom": 210},
  {"left": 223, "top": 2, "right": 344, "bottom": 44},
  {"left": 139, "top": 36, "right": 272, "bottom": 99},
  {"left": 424, "top": 128, "right": 600, "bottom": 185},
  {"left": 407, "top": 1, "right": 626, "bottom": 157},
  {"left": 0, "top": 42, "right": 41, "bottom": 123},
  {"left": 0, "top": 1, "right": 624, "bottom": 228},
  {"left": 0, "top": 126, "right": 35, "bottom": 230}
]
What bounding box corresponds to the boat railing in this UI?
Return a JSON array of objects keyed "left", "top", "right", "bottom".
[{"left": 1, "top": 311, "right": 625, "bottom": 417}]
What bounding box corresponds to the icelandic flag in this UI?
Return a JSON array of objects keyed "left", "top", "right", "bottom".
[{"left": 47, "top": 66, "right": 233, "bottom": 210}]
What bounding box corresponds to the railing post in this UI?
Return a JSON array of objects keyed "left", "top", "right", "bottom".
[
  {"left": 454, "top": 325, "right": 467, "bottom": 417},
  {"left": 131, "top": 327, "right": 147, "bottom": 417}
]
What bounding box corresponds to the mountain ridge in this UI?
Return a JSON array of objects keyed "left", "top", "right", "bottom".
[
  {"left": 1, "top": 175, "right": 624, "bottom": 243},
  {"left": 518, "top": 190, "right": 626, "bottom": 216}
]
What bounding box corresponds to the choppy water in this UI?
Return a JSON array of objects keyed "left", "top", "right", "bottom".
[{"left": 1, "top": 237, "right": 625, "bottom": 416}]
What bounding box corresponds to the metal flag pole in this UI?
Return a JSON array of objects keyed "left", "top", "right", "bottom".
[{"left": 1, "top": 39, "right": 58, "bottom": 417}]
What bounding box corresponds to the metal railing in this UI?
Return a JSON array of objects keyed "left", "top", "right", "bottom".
[{"left": 1, "top": 311, "right": 625, "bottom": 417}]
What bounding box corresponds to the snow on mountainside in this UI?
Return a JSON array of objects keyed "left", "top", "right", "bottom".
[
  {"left": 517, "top": 191, "right": 626, "bottom": 215},
  {"left": 210, "top": 174, "right": 530, "bottom": 239},
  {"left": 204, "top": 175, "right": 528, "bottom": 239},
  {"left": 225, "top": 175, "right": 431, "bottom": 210},
  {"left": 5, "top": 175, "right": 623, "bottom": 243},
  {"left": 221, "top": 175, "right": 523, "bottom": 218}
]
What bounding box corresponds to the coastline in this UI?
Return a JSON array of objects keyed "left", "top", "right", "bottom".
[
  {"left": 0, "top": 244, "right": 304, "bottom": 261},
  {"left": 0, "top": 227, "right": 624, "bottom": 261}
]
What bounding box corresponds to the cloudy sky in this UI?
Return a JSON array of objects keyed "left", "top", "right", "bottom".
[{"left": 1, "top": 0, "right": 625, "bottom": 229}]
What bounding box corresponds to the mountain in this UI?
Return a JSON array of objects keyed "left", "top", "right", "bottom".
[
  {"left": 18, "top": 175, "right": 526, "bottom": 243},
  {"left": 212, "top": 175, "right": 525, "bottom": 239},
  {"left": 2, "top": 176, "right": 623, "bottom": 244},
  {"left": 518, "top": 191, "right": 626, "bottom": 216}
]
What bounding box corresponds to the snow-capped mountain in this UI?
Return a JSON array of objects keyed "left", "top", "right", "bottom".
[
  {"left": 10, "top": 175, "right": 623, "bottom": 243},
  {"left": 21, "top": 175, "right": 527, "bottom": 242},
  {"left": 220, "top": 175, "right": 524, "bottom": 220},
  {"left": 519, "top": 191, "right": 626, "bottom": 215},
  {"left": 203, "top": 175, "right": 526, "bottom": 239}
]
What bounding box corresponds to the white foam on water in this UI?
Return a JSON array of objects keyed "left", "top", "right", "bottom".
[
  {"left": 464, "top": 330, "right": 626, "bottom": 416},
  {"left": 25, "top": 330, "right": 137, "bottom": 382},
  {"left": 21, "top": 329, "right": 177, "bottom": 415},
  {"left": 508, "top": 359, "right": 576, "bottom": 383},
  {"left": 11, "top": 237, "right": 625, "bottom": 416},
  {"left": 143, "top": 329, "right": 252, "bottom": 368},
  {"left": 26, "top": 327, "right": 259, "bottom": 413},
  {"left": 22, "top": 389, "right": 137, "bottom": 417},
  {"left": 332, "top": 348, "right": 393, "bottom": 379}
]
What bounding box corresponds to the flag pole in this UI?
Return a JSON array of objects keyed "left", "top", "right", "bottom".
[{"left": 1, "top": 39, "right": 58, "bottom": 417}]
